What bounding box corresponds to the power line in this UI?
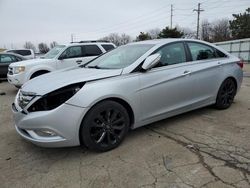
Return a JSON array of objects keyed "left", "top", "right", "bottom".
[{"left": 193, "top": 3, "right": 204, "bottom": 39}]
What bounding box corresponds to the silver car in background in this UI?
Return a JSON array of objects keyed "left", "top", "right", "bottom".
[{"left": 12, "top": 39, "right": 243, "bottom": 152}]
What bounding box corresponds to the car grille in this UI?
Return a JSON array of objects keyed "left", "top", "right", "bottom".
[
  {"left": 8, "top": 67, "right": 13, "bottom": 75},
  {"left": 17, "top": 91, "right": 36, "bottom": 109}
]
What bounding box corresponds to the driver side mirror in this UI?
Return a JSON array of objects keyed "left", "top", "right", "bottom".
[{"left": 142, "top": 54, "right": 161, "bottom": 71}]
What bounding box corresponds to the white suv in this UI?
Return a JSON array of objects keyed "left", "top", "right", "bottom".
[{"left": 7, "top": 41, "right": 115, "bottom": 87}]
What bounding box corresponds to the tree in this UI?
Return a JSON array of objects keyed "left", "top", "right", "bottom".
[
  {"left": 201, "top": 20, "right": 211, "bottom": 42},
  {"left": 136, "top": 32, "right": 151, "bottom": 41},
  {"left": 229, "top": 8, "right": 250, "bottom": 39},
  {"left": 119, "top": 33, "right": 132, "bottom": 45},
  {"left": 147, "top": 28, "right": 161, "bottom": 39},
  {"left": 210, "top": 19, "right": 231, "bottom": 42},
  {"left": 50, "top": 41, "right": 58, "bottom": 49},
  {"left": 23, "top": 41, "right": 36, "bottom": 52},
  {"left": 100, "top": 33, "right": 132, "bottom": 46},
  {"left": 158, "top": 27, "right": 184, "bottom": 38},
  {"left": 38, "top": 43, "right": 49, "bottom": 53},
  {"left": 177, "top": 26, "right": 196, "bottom": 39}
]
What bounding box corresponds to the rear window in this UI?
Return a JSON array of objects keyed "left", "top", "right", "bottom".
[
  {"left": 101, "top": 44, "right": 115, "bottom": 52},
  {"left": 8, "top": 50, "right": 31, "bottom": 56},
  {"left": 83, "top": 45, "right": 102, "bottom": 56}
]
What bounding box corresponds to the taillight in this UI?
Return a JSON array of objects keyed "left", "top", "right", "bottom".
[{"left": 237, "top": 60, "right": 244, "bottom": 69}]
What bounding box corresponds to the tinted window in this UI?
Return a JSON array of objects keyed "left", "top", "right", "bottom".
[
  {"left": 0, "top": 55, "right": 16, "bottom": 63},
  {"left": 84, "top": 45, "right": 102, "bottom": 56},
  {"left": 61, "top": 46, "right": 82, "bottom": 59},
  {"left": 15, "top": 56, "right": 23, "bottom": 61},
  {"left": 101, "top": 44, "right": 115, "bottom": 52},
  {"left": 154, "top": 42, "right": 186, "bottom": 67},
  {"left": 187, "top": 42, "right": 217, "bottom": 61},
  {"left": 9, "top": 50, "right": 31, "bottom": 56},
  {"left": 215, "top": 49, "right": 227, "bottom": 58}
]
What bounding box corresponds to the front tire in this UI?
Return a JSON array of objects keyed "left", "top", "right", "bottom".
[
  {"left": 215, "top": 78, "right": 237, "bottom": 109},
  {"left": 80, "top": 101, "right": 130, "bottom": 152}
]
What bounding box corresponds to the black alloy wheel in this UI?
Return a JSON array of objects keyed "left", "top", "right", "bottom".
[
  {"left": 215, "top": 78, "right": 237, "bottom": 109},
  {"left": 80, "top": 101, "right": 130, "bottom": 152}
]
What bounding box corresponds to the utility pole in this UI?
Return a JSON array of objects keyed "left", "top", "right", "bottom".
[
  {"left": 71, "top": 34, "right": 74, "bottom": 43},
  {"left": 170, "top": 4, "right": 173, "bottom": 29},
  {"left": 193, "top": 3, "right": 204, "bottom": 39}
]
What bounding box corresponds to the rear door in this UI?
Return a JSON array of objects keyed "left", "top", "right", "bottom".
[
  {"left": 139, "top": 42, "right": 197, "bottom": 122},
  {"left": 185, "top": 41, "right": 225, "bottom": 106},
  {"left": 81, "top": 45, "right": 103, "bottom": 64},
  {"left": 0, "top": 54, "right": 16, "bottom": 77}
]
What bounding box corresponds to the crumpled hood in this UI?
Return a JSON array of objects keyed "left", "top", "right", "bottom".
[
  {"left": 9, "top": 58, "right": 53, "bottom": 67},
  {"left": 21, "top": 68, "right": 122, "bottom": 95}
]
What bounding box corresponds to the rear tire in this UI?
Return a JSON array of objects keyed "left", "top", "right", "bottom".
[
  {"left": 215, "top": 78, "right": 236, "bottom": 109},
  {"left": 80, "top": 101, "right": 130, "bottom": 152}
]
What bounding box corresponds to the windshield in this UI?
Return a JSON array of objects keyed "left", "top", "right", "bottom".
[
  {"left": 43, "top": 45, "right": 65, "bottom": 59},
  {"left": 85, "top": 44, "right": 154, "bottom": 69}
]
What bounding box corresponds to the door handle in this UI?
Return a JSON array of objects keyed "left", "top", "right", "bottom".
[
  {"left": 76, "top": 60, "right": 83, "bottom": 64},
  {"left": 182, "top": 70, "right": 191, "bottom": 76}
]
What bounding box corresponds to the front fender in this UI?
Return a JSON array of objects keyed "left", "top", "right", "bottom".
[{"left": 27, "top": 66, "right": 55, "bottom": 80}]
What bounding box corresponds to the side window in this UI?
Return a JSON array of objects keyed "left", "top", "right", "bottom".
[
  {"left": 154, "top": 42, "right": 186, "bottom": 67},
  {"left": 84, "top": 45, "right": 102, "bottom": 56},
  {"left": 187, "top": 42, "right": 217, "bottom": 61},
  {"left": 101, "top": 44, "right": 115, "bottom": 52},
  {"left": 61, "top": 46, "right": 82, "bottom": 59},
  {"left": 0, "top": 55, "right": 15, "bottom": 63},
  {"left": 9, "top": 50, "right": 31, "bottom": 56},
  {"left": 14, "top": 56, "right": 23, "bottom": 61},
  {"left": 215, "top": 49, "right": 227, "bottom": 58}
]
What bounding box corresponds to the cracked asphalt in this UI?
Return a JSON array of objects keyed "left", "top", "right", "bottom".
[{"left": 0, "top": 65, "right": 250, "bottom": 188}]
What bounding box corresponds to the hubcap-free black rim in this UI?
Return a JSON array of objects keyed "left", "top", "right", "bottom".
[
  {"left": 220, "top": 80, "right": 235, "bottom": 106},
  {"left": 90, "top": 108, "right": 126, "bottom": 146}
]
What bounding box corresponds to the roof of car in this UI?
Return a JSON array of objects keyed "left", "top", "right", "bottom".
[
  {"left": 67, "top": 41, "right": 115, "bottom": 47},
  {"left": 128, "top": 38, "right": 208, "bottom": 45}
]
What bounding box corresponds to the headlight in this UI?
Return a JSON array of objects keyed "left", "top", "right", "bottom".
[
  {"left": 13, "top": 66, "right": 25, "bottom": 74},
  {"left": 28, "top": 83, "right": 85, "bottom": 112},
  {"left": 18, "top": 91, "right": 36, "bottom": 109}
]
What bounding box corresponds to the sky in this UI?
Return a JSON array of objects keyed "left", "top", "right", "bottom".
[{"left": 0, "top": 0, "right": 249, "bottom": 49}]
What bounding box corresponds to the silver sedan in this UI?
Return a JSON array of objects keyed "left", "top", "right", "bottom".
[{"left": 12, "top": 39, "right": 243, "bottom": 152}]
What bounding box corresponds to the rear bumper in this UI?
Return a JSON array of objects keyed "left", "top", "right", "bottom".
[{"left": 12, "top": 101, "right": 89, "bottom": 148}]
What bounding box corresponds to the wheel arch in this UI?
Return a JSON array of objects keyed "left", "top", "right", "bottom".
[
  {"left": 223, "top": 76, "right": 238, "bottom": 91},
  {"left": 78, "top": 97, "right": 135, "bottom": 146},
  {"left": 29, "top": 69, "right": 50, "bottom": 79}
]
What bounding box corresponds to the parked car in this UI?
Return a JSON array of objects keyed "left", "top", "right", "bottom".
[
  {"left": 0, "top": 52, "right": 26, "bottom": 78},
  {"left": 12, "top": 39, "right": 243, "bottom": 151},
  {"left": 6, "top": 49, "right": 35, "bottom": 59},
  {"left": 7, "top": 41, "right": 115, "bottom": 88}
]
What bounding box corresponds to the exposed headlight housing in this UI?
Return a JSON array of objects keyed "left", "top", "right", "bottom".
[
  {"left": 28, "top": 83, "right": 84, "bottom": 112},
  {"left": 13, "top": 66, "right": 25, "bottom": 74},
  {"left": 18, "top": 91, "right": 36, "bottom": 109}
]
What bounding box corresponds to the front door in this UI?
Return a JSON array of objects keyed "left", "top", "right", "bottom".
[
  {"left": 57, "top": 46, "right": 85, "bottom": 69},
  {"left": 138, "top": 42, "right": 196, "bottom": 123}
]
